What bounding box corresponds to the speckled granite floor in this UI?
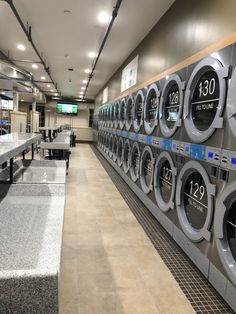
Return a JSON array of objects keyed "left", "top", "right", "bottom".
[{"left": 59, "top": 144, "right": 195, "bottom": 314}]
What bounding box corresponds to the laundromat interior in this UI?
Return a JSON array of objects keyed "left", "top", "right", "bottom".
[{"left": 1, "top": 0, "right": 236, "bottom": 313}]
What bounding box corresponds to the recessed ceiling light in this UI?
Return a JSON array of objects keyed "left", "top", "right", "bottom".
[
  {"left": 1, "top": 91, "right": 6, "bottom": 95},
  {"left": 41, "top": 76, "right": 46, "bottom": 80},
  {"left": 50, "top": 89, "right": 54, "bottom": 92},
  {"left": 84, "top": 69, "right": 90, "bottom": 73},
  {"left": 81, "top": 87, "right": 85, "bottom": 90},
  {"left": 47, "top": 84, "right": 51, "bottom": 88},
  {"left": 88, "top": 52, "right": 96, "bottom": 58},
  {"left": 17, "top": 44, "right": 26, "bottom": 51},
  {"left": 32, "top": 64, "right": 38, "bottom": 69},
  {"left": 98, "top": 11, "right": 110, "bottom": 24},
  {"left": 54, "top": 93, "right": 58, "bottom": 96},
  {"left": 82, "top": 80, "right": 87, "bottom": 84},
  {"left": 79, "top": 91, "right": 84, "bottom": 95},
  {"left": 64, "top": 9, "right": 72, "bottom": 14},
  {"left": 21, "top": 99, "right": 24, "bottom": 102}
]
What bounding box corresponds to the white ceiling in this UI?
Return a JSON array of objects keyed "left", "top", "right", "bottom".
[{"left": 0, "top": 0, "right": 174, "bottom": 101}]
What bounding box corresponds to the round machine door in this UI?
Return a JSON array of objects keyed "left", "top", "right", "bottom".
[
  {"left": 123, "top": 139, "right": 131, "bottom": 173},
  {"left": 125, "top": 95, "right": 134, "bottom": 131},
  {"left": 176, "top": 160, "right": 216, "bottom": 242},
  {"left": 119, "top": 98, "right": 126, "bottom": 129},
  {"left": 214, "top": 184, "right": 236, "bottom": 286},
  {"left": 104, "top": 133, "right": 109, "bottom": 153},
  {"left": 112, "top": 136, "right": 118, "bottom": 162},
  {"left": 98, "top": 132, "right": 101, "bottom": 148},
  {"left": 117, "top": 137, "right": 124, "bottom": 167},
  {"left": 114, "top": 101, "right": 120, "bottom": 129},
  {"left": 159, "top": 74, "right": 185, "bottom": 138},
  {"left": 133, "top": 90, "right": 145, "bottom": 132},
  {"left": 154, "top": 151, "right": 177, "bottom": 212},
  {"left": 144, "top": 83, "right": 160, "bottom": 135},
  {"left": 226, "top": 68, "right": 236, "bottom": 138},
  {"left": 183, "top": 57, "right": 229, "bottom": 143},
  {"left": 110, "top": 103, "right": 115, "bottom": 128},
  {"left": 130, "top": 142, "right": 140, "bottom": 182},
  {"left": 140, "top": 146, "right": 155, "bottom": 194},
  {"left": 108, "top": 134, "right": 113, "bottom": 158},
  {"left": 107, "top": 105, "right": 112, "bottom": 128}
]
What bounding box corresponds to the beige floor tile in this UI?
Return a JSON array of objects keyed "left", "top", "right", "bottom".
[{"left": 59, "top": 144, "right": 195, "bottom": 314}]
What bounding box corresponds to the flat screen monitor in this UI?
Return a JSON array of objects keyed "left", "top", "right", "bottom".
[{"left": 56, "top": 103, "right": 78, "bottom": 115}]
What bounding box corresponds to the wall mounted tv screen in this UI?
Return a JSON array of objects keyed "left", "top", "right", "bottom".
[{"left": 56, "top": 103, "right": 78, "bottom": 115}]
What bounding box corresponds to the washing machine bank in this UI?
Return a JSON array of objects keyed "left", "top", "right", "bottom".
[{"left": 97, "top": 41, "right": 236, "bottom": 311}]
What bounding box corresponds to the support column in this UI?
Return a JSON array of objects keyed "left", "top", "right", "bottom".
[{"left": 31, "top": 99, "right": 36, "bottom": 132}]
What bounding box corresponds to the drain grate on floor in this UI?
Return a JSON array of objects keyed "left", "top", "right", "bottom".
[{"left": 91, "top": 145, "right": 233, "bottom": 314}]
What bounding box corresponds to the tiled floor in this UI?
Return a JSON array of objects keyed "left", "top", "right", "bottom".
[{"left": 59, "top": 144, "right": 195, "bottom": 314}]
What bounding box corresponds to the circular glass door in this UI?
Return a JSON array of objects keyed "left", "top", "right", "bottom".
[
  {"left": 117, "top": 137, "right": 124, "bottom": 167},
  {"left": 111, "top": 103, "right": 115, "bottom": 128},
  {"left": 130, "top": 142, "right": 140, "bottom": 182},
  {"left": 108, "top": 135, "right": 113, "bottom": 158},
  {"left": 112, "top": 136, "right": 118, "bottom": 162},
  {"left": 133, "top": 90, "right": 145, "bottom": 132},
  {"left": 183, "top": 57, "right": 228, "bottom": 143},
  {"left": 214, "top": 184, "right": 236, "bottom": 286},
  {"left": 123, "top": 140, "right": 131, "bottom": 173},
  {"left": 114, "top": 101, "right": 120, "bottom": 128},
  {"left": 176, "top": 160, "right": 215, "bottom": 241},
  {"left": 144, "top": 83, "right": 160, "bottom": 134},
  {"left": 154, "top": 152, "right": 177, "bottom": 212},
  {"left": 119, "top": 98, "right": 126, "bottom": 129},
  {"left": 159, "top": 74, "right": 184, "bottom": 138},
  {"left": 140, "top": 146, "right": 154, "bottom": 194},
  {"left": 226, "top": 68, "right": 236, "bottom": 139},
  {"left": 125, "top": 95, "right": 134, "bottom": 131}
]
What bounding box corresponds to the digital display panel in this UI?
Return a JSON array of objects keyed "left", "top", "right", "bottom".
[
  {"left": 191, "top": 70, "right": 219, "bottom": 131},
  {"left": 164, "top": 83, "right": 180, "bottom": 128},
  {"left": 159, "top": 159, "right": 173, "bottom": 203},
  {"left": 183, "top": 171, "right": 208, "bottom": 230},
  {"left": 56, "top": 103, "right": 78, "bottom": 115}
]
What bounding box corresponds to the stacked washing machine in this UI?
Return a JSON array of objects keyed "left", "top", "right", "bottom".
[{"left": 96, "top": 42, "right": 236, "bottom": 311}]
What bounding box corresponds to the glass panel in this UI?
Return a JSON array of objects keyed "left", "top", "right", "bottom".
[
  {"left": 143, "top": 152, "right": 153, "bottom": 188},
  {"left": 164, "top": 83, "right": 180, "bottom": 129},
  {"left": 183, "top": 171, "right": 208, "bottom": 230},
  {"left": 227, "top": 200, "right": 236, "bottom": 261},
  {"left": 191, "top": 70, "right": 220, "bottom": 131},
  {"left": 123, "top": 143, "right": 130, "bottom": 168},
  {"left": 131, "top": 147, "right": 139, "bottom": 176},
  {"left": 159, "top": 159, "right": 173, "bottom": 203},
  {"left": 127, "top": 99, "right": 133, "bottom": 124},
  {"left": 146, "top": 89, "right": 157, "bottom": 127},
  {"left": 135, "top": 95, "right": 143, "bottom": 125}
]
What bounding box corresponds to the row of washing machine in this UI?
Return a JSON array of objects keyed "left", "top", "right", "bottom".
[
  {"left": 99, "top": 43, "right": 236, "bottom": 154},
  {"left": 98, "top": 131, "right": 236, "bottom": 310},
  {"left": 96, "top": 42, "right": 236, "bottom": 312}
]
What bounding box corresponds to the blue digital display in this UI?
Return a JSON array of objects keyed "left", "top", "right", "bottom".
[
  {"left": 231, "top": 158, "right": 236, "bottom": 165},
  {"left": 190, "top": 144, "right": 205, "bottom": 160},
  {"left": 134, "top": 133, "right": 139, "bottom": 141},
  {"left": 208, "top": 152, "right": 214, "bottom": 159},
  {"left": 185, "top": 146, "right": 190, "bottom": 152},
  {"left": 173, "top": 143, "right": 177, "bottom": 149},
  {"left": 162, "top": 139, "right": 172, "bottom": 151}
]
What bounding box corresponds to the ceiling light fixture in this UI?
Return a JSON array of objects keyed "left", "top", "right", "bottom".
[
  {"left": 88, "top": 52, "right": 96, "bottom": 58},
  {"left": 81, "top": 87, "right": 85, "bottom": 90},
  {"left": 98, "top": 11, "right": 110, "bottom": 24},
  {"left": 17, "top": 44, "right": 26, "bottom": 51},
  {"left": 79, "top": 92, "right": 84, "bottom": 95},
  {"left": 1, "top": 91, "right": 6, "bottom": 95},
  {"left": 82, "top": 80, "right": 87, "bottom": 84},
  {"left": 41, "top": 76, "right": 46, "bottom": 80},
  {"left": 54, "top": 93, "right": 58, "bottom": 96},
  {"left": 84, "top": 69, "right": 90, "bottom": 73},
  {"left": 50, "top": 89, "right": 54, "bottom": 92},
  {"left": 47, "top": 84, "right": 51, "bottom": 88},
  {"left": 32, "top": 64, "right": 38, "bottom": 69},
  {"left": 21, "top": 99, "right": 24, "bottom": 102},
  {"left": 64, "top": 9, "right": 72, "bottom": 15}
]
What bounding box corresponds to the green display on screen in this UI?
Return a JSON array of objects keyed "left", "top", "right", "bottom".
[{"left": 56, "top": 103, "right": 78, "bottom": 115}]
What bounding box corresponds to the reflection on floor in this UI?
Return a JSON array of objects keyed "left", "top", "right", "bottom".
[{"left": 59, "top": 144, "right": 195, "bottom": 314}]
